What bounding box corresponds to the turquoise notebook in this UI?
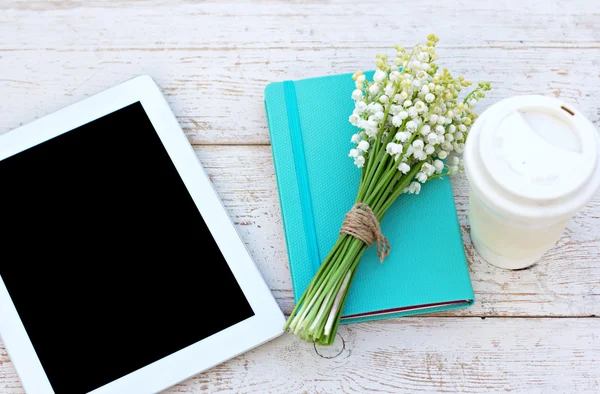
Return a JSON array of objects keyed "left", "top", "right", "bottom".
[{"left": 264, "top": 72, "right": 474, "bottom": 324}]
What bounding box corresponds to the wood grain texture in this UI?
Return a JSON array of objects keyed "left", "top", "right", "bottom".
[
  {"left": 2, "top": 318, "right": 599, "bottom": 393},
  {"left": 1, "top": 0, "right": 599, "bottom": 392},
  {"left": 0, "top": 0, "right": 599, "bottom": 144},
  {"left": 195, "top": 146, "right": 600, "bottom": 317}
]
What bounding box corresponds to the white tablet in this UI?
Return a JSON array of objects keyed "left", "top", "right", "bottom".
[{"left": 0, "top": 76, "right": 284, "bottom": 394}]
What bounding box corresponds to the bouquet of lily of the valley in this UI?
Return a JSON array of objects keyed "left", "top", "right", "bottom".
[{"left": 283, "top": 34, "right": 491, "bottom": 345}]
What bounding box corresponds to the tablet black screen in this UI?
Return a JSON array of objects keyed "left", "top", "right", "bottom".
[{"left": 0, "top": 102, "right": 254, "bottom": 394}]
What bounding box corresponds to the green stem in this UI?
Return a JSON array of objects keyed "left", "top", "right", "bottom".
[
  {"left": 360, "top": 84, "right": 400, "bottom": 201},
  {"left": 319, "top": 241, "right": 366, "bottom": 345},
  {"left": 285, "top": 235, "right": 345, "bottom": 331},
  {"left": 294, "top": 236, "right": 351, "bottom": 335},
  {"left": 305, "top": 237, "right": 353, "bottom": 336},
  {"left": 365, "top": 165, "right": 396, "bottom": 206},
  {"left": 378, "top": 161, "right": 425, "bottom": 219},
  {"left": 371, "top": 169, "right": 403, "bottom": 214},
  {"left": 310, "top": 245, "right": 361, "bottom": 339},
  {"left": 361, "top": 125, "right": 400, "bottom": 201}
]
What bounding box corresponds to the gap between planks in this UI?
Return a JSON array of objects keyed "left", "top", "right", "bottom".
[{"left": 191, "top": 142, "right": 271, "bottom": 146}]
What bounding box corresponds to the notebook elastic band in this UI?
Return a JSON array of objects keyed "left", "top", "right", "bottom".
[{"left": 283, "top": 81, "right": 321, "bottom": 273}]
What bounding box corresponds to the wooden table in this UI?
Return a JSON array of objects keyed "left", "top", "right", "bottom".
[{"left": 1, "top": 1, "right": 598, "bottom": 392}]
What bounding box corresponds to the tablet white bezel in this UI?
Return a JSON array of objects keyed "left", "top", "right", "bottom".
[{"left": 0, "top": 75, "right": 284, "bottom": 394}]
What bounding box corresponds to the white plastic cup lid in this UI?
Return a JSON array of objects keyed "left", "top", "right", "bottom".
[{"left": 465, "top": 95, "right": 600, "bottom": 222}]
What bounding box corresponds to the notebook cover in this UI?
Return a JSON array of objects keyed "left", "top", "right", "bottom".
[{"left": 264, "top": 72, "right": 474, "bottom": 324}]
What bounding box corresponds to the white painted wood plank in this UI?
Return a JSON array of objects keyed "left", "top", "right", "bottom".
[
  {"left": 0, "top": 1, "right": 599, "bottom": 393},
  {"left": 194, "top": 145, "right": 600, "bottom": 317},
  {"left": 2, "top": 317, "right": 599, "bottom": 393},
  {"left": 0, "top": 1, "right": 598, "bottom": 144}
]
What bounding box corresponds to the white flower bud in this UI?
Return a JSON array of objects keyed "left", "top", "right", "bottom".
[
  {"left": 349, "top": 114, "right": 360, "bottom": 126},
  {"left": 413, "top": 140, "right": 424, "bottom": 150},
  {"left": 403, "top": 100, "right": 413, "bottom": 108},
  {"left": 408, "top": 107, "right": 419, "bottom": 119},
  {"left": 379, "top": 94, "right": 389, "bottom": 104},
  {"left": 386, "top": 142, "right": 402, "bottom": 155},
  {"left": 400, "top": 91, "right": 409, "bottom": 100},
  {"left": 427, "top": 133, "right": 439, "bottom": 144},
  {"left": 416, "top": 171, "right": 428, "bottom": 183},
  {"left": 373, "top": 69, "right": 387, "bottom": 82},
  {"left": 397, "top": 162, "right": 409, "bottom": 174},
  {"left": 385, "top": 143, "right": 394, "bottom": 155},
  {"left": 437, "top": 116, "right": 446, "bottom": 125},
  {"left": 433, "top": 159, "right": 444, "bottom": 173},
  {"left": 408, "top": 181, "right": 421, "bottom": 194},
  {"left": 415, "top": 150, "right": 427, "bottom": 160},
  {"left": 455, "top": 131, "right": 464, "bottom": 140},
  {"left": 352, "top": 89, "right": 363, "bottom": 101},
  {"left": 389, "top": 105, "right": 401, "bottom": 116},
  {"left": 406, "top": 120, "right": 418, "bottom": 131},
  {"left": 448, "top": 124, "right": 456, "bottom": 133},
  {"left": 435, "top": 125, "right": 445, "bottom": 135},
  {"left": 429, "top": 114, "right": 439, "bottom": 124},
  {"left": 358, "top": 140, "right": 370, "bottom": 152},
  {"left": 396, "top": 131, "right": 409, "bottom": 142},
  {"left": 351, "top": 134, "right": 362, "bottom": 143},
  {"left": 420, "top": 124, "right": 431, "bottom": 136},
  {"left": 349, "top": 149, "right": 360, "bottom": 158},
  {"left": 446, "top": 110, "right": 454, "bottom": 119},
  {"left": 391, "top": 115, "right": 403, "bottom": 127},
  {"left": 445, "top": 133, "right": 455, "bottom": 142},
  {"left": 368, "top": 84, "right": 380, "bottom": 94},
  {"left": 425, "top": 144, "right": 435, "bottom": 155},
  {"left": 421, "top": 85, "right": 430, "bottom": 95},
  {"left": 422, "top": 162, "right": 436, "bottom": 176},
  {"left": 425, "top": 93, "right": 435, "bottom": 103},
  {"left": 374, "top": 111, "right": 385, "bottom": 122},
  {"left": 399, "top": 111, "right": 409, "bottom": 120},
  {"left": 438, "top": 150, "right": 448, "bottom": 159},
  {"left": 458, "top": 124, "right": 467, "bottom": 132},
  {"left": 354, "top": 155, "right": 365, "bottom": 168}
]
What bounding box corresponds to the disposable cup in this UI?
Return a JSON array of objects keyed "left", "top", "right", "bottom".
[{"left": 464, "top": 95, "right": 600, "bottom": 269}]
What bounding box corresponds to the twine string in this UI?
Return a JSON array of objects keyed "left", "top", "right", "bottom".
[{"left": 339, "top": 203, "right": 390, "bottom": 263}]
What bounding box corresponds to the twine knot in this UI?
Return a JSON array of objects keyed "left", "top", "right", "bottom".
[{"left": 339, "top": 203, "right": 390, "bottom": 263}]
